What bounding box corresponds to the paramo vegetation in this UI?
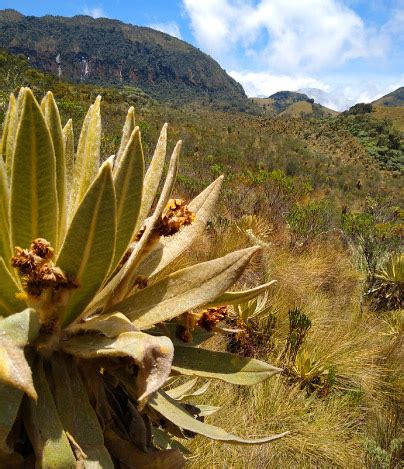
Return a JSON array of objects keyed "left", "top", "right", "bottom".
[{"left": 0, "top": 50, "right": 403, "bottom": 468}]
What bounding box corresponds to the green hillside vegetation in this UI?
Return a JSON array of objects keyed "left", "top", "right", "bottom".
[
  {"left": 372, "top": 87, "right": 404, "bottom": 107},
  {"left": 339, "top": 106, "right": 403, "bottom": 172},
  {"left": 0, "top": 48, "right": 403, "bottom": 468},
  {"left": 373, "top": 106, "right": 404, "bottom": 132},
  {"left": 252, "top": 90, "right": 339, "bottom": 118},
  {"left": 0, "top": 9, "right": 254, "bottom": 111},
  {"left": 279, "top": 100, "right": 338, "bottom": 118},
  {"left": 253, "top": 90, "right": 314, "bottom": 114}
]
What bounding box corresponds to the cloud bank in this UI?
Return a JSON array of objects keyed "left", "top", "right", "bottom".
[
  {"left": 183, "top": 0, "right": 402, "bottom": 109},
  {"left": 183, "top": 0, "right": 386, "bottom": 73}
]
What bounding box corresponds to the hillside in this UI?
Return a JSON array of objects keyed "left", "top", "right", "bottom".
[
  {"left": 0, "top": 9, "right": 253, "bottom": 111},
  {"left": 0, "top": 49, "right": 401, "bottom": 196},
  {"left": 0, "top": 45, "right": 403, "bottom": 469},
  {"left": 366, "top": 87, "right": 404, "bottom": 132},
  {"left": 372, "top": 106, "right": 404, "bottom": 131},
  {"left": 372, "top": 86, "right": 404, "bottom": 107},
  {"left": 252, "top": 90, "right": 339, "bottom": 118}
]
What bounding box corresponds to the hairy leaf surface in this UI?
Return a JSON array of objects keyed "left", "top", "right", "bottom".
[
  {"left": 110, "top": 127, "right": 144, "bottom": 272},
  {"left": 0, "top": 336, "right": 36, "bottom": 399},
  {"left": 0, "top": 258, "right": 24, "bottom": 316},
  {"left": 172, "top": 347, "right": 281, "bottom": 385},
  {"left": 57, "top": 163, "right": 116, "bottom": 327},
  {"left": 107, "top": 247, "right": 260, "bottom": 329},
  {"left": 134, "top": 175, "right": 223, "bottom": 280},
  {"left": 23, "top": 358, "right": 76, "bottom": 468},
  {"left": 10, "top": 88, "right": 58, "bottom": 248},
  {"left": 136, "top": 123, "right": 167, "bottom": 231},
  {"left": 207, "top": 280, "right": 276, "bottom": 307},
  {"left": 62, "top": 331, "right": 174, "bottom": 400},
  {"left": 149, "top": 391, "right": 288, "bottom": 444},
  {"left": 71, "top": 96, "right": 101, "bottom": 212}
]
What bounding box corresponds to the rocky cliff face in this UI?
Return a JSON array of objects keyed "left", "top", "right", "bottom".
[{"left": 0, "top": 9, "right": 252, "bottom": 110}]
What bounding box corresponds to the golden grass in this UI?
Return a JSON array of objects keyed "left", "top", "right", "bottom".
[
  {"left": 372, "top": 106, "right": 404, "bottom": 131},
  {"left": 176, "top": 227, "right": 403, "bottom": 467}
]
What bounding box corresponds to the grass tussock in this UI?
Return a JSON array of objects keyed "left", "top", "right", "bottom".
[{"left": 180, "top": 223, "right": 403, "bottom": 468}]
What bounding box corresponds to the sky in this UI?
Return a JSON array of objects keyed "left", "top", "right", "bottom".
[{"left": 0, "top": 0, "right": 403, "bottom": 110}]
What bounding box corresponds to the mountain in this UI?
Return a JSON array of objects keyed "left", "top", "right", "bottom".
[
  {"left": 0, "top": 9, "right": 252, "bottom": 111},
  {"left": 298, "top": 87, "right": 356, "bottom": 112},
  {"left": 371, "top": 87, "right": 404, "bottom": 107},
  {"left": 371, "top": 87, "right": 404, "bottom": 131},
  {"left": 0, "top": 48, "right": 401, "bottom": 203},
  {"left": 252, "top": 90, "right": 338, "bottom": 118}
]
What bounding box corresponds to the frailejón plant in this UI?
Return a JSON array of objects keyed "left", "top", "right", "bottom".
[{"left": 0, "top": 89, "right": 287, "bottom": 467}]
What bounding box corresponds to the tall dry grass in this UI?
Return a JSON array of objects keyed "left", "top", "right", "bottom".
[{"left": 175, "top": 220, "right": 403, "bottom": 467}]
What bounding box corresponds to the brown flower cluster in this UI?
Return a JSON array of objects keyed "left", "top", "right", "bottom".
[
  {"left": 157, "top": 199, "right": 196, "bottom": 236},
  {"left": 197, "top": 306, "right": 228, "bottom": 331},
  {"left": 11, "top": 238, "right": 78, "bottom": 297}
]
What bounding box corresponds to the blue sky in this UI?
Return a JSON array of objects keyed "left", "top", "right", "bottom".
[{"left": 0, "top": 0, "right": 403, "bottom": 110}]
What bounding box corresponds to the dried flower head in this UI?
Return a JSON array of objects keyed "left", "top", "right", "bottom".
[
  {"left": 31, "top": 238, "right": 54, "bottom": 259},
  {"left": 197, "top": 306, "right": 228, "bottom": 331},
  {"left": 157, "top": 199, "right": 195, "bottom": 236},
  {"left": 11, "top": 239, "right": 78, "bottom": 297}
]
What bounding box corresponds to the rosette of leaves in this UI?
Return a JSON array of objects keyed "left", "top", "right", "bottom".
[
  {"left": 0, "top": 89, "right": 287, "bottom": 468},
  {"left": 368, "top": 253, "right": 404, "bottom": 311}
]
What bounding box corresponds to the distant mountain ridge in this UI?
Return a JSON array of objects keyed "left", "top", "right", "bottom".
[
  {"left": 251, "top": 90, "right": 338, "bottom": 118},
  {"left": 371, "top": 87, "right": 404, "bottom": 107},
  {"left": 0, "top": 9, "right": 252, "bottom": 110}
]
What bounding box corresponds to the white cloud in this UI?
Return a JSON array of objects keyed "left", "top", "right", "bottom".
[
  {"left": 229, "top": 71, "right": 328, "bottom": 98},
  {"left": 183, "top": 0, "right": 387, "bottom": 73},
  {"left": 83, "top": 6, "right": 105, "bottom": 19},
  {"left": 148, "top": 21, "right": 182, "bottom": 39},
  {"left": 230, "top": 70, "right": 403, "bottom": 110}
]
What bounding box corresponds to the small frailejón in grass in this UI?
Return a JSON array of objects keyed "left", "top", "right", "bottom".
[{"left": 0, "top": 88, "right": 286, "bottom": 467}]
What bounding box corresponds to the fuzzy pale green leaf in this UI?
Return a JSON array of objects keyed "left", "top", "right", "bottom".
[
  {"left": 114, "top": 106, "right": 135, "bottom": 171},
  {"left": 110, "top": 127, "right": 144, "bottom": 273},
  {"left": 71, "top": 96, "right": 101, "bottom": 214},
  {"left": 62, "top": 331, "right": 174, "bottom": 400},
  {"left": 135, "top": 123, "right": 167, "bottom": 231},
  {"left": 10, "top": 88, "right": 58, "bottom": 249},
  {"left": 196, "top": 404, "right": 221, "bottom": 417},
  {"left": 50, "top": 354, "right": 114, "bottom": 468},
  {"left": 107, "top": 246, "right": 260, "bottom": 329},
  {"left": 23, "top": 358, "right": 76, "bottom": 468},
  {"left": 0, "top": 258, "right": 24, "bottom": 316},
  {"left": 89, "top": 140, "right": 180, "bottom": 310},
  {"left": 0, "top": 308, "right": 40, "bottom": 346},
  {"left": 0, "top": 93, "right": 15, "bottom": 162},
  {"left": 207, "top": 280, "right": 277, "bottom": 307},
  {"left": 166, "top": 378, "right": 198, "bottom": 400},
  {"left": 149, "top": 391, "right": 288, "bottom": 444},
  {"left": 57, "top": 162, "right": 116, "bottom": 328},
  {"left": 0, "top": 158, "right": 12, "bottom": 266},
  {"left": 67, "top": 312, "right": 137, "bottom": 338},
  {"left": 63, "top": 119, "right": 74, "bottom": 201},
  {"left": 0, "top": 336, "right": 36, "bottom": 399},
  {"left": 0, "top": 310, "right": 37, "bottom": 450},
  {"left": 41, "top": 92, "right": 67, "bottom": 247},
  {"left": 172, "top": 346, "right": 281, "bottom": 385},
  {"left": 134, "top": 175, "right": 224, "bottom": 280},
  {"left": 166, "top": 380, "right": 209, "bottom": 401},
  {"left": 3, "top": 93, "right": 18, "bottom": 178}
]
